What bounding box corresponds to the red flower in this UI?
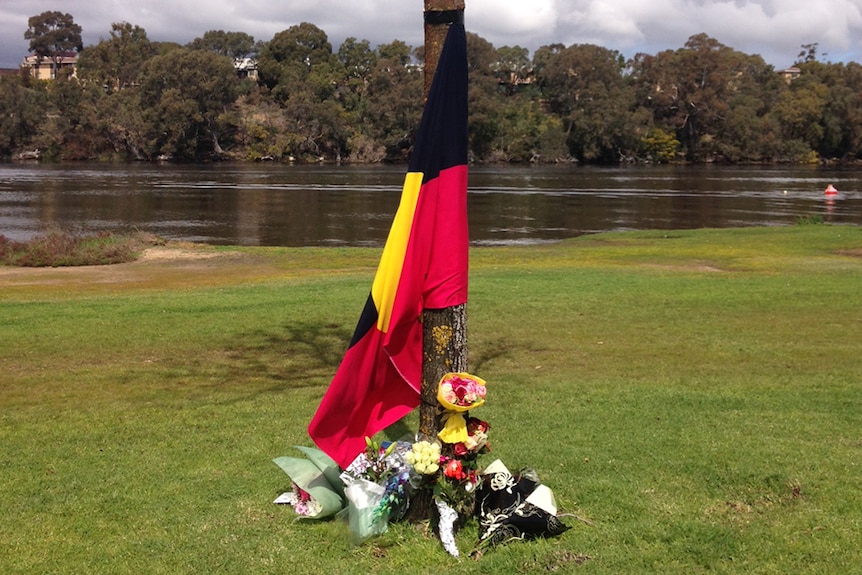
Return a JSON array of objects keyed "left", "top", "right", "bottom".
[
  {"left": 466, "top": 418, "right": 490, "bottom": 433},
  {"left": 444, "top": 459, "right": 465, "bottom": 480},
  {"left": 453, "top": 442, "right": 468, "bottom": 456}
]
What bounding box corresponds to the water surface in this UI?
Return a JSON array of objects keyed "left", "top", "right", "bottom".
[{"left": 0, "top": 163, "right": 858, "bottom": 246}]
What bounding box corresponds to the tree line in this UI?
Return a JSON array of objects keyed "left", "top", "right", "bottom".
[{"left": 3, "top": 11, "right": 862, "bottom": 164}]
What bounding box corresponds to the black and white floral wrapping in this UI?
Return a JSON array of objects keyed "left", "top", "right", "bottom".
[{"left": 475, "top": 460, "right": 569, "bottom": 548}]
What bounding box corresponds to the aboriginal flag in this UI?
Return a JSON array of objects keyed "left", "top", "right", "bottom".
[{"left": 308, "top": 23, "right": 468, "bottom": 468}]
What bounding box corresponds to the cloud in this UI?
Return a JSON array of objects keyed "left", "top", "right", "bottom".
[
  {"left": 548, "top": 0, "right": 862, "bottom": 66},
  {"left": 2, "top": 0, "right": 862, "bottom": 69}
]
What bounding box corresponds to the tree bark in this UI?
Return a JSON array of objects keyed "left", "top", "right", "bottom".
[
  {"left": 417, "top": 0, "right": 467, "bottom": 443},
  {"left": 419, "top": 304, "right": 468, "bottom": 438},
  {"left": 407, "top": 0, "right": 468, "bottom": 523},
  {"left": 422, "top": 0, "right": 466, "bottom": 98}
]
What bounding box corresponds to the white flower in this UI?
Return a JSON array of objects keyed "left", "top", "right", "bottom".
[{"left": 408, "top": 440, "right": 442, "bottom": 475}]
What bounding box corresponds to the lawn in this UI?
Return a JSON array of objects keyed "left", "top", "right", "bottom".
[{"left": 1, "top": 224, "right": 860, "bottom": 574}]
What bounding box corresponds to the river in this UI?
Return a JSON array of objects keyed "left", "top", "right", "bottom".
[{"left": 0, "top": 162, "right": 859, "bottom": 246}]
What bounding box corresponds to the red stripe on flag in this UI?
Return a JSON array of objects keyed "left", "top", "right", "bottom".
[
  {"left": 307, "top": 164, "right": 468, "bottom": 468},
  {"left": 308, "top": 23, "right": 468, "bottom": 468},
  {"left": 307, "top": 326, "right": 420, "bottom": 467}
]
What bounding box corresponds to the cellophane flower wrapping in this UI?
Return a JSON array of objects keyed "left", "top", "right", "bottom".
[
  {"left": 435, "top": 497, "right": 460, "bottom": 558},
  {"left": 272, "top": 447, "right": 344, "bottom": 520},
  {"left": 437, "top": 372, "right": 486, "bottom": 412},
  {"left": 437, "top": 372, "right": 487, "bottom": 446},
  {"left": 340, "top": 440, "right": 414, "bottom": 541},
  {"left": 344, "top": 477, "right": 388, "bottom": 542}
]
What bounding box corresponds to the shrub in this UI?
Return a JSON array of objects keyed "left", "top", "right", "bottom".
[
  {"left": 795, "top": 215, "right": 825, "bottom": 226},
  {"left": 0, "top": 230, "right": 160, "bottom": 267}
]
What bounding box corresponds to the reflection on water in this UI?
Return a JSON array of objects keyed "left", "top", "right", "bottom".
[{"left": 0, "top": 163, "right": 859, "bottom": 246}]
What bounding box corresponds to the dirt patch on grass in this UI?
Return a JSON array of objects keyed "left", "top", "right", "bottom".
[
  {"left": 138, "top": 246, "right": 226, "bottom": 262},
  {"left": 641, "top": 262, "right": 726, "bottom": 273}
]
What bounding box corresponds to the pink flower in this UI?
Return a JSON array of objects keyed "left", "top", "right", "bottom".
[{"left": 439, "top": 373, "right": 487, "bottom": 408}]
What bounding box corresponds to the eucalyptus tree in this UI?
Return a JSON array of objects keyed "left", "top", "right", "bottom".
[
  {"left": 336, "top": 37, "right": 377, "bottom": 115},
  {"left": 137, "top": 47, "right": 241, "bottom": 159},
  {"left": 713, "top": 52, "right": 783, "bottom": 162},
  {"left": 77, "top": 22, "right": 155, "bottom": 91},
  {"left": 465, "top": 32, "right": 504, "bottom": 160},
  {"left": 0, "top": 78, "right": 46, "bottom": 156},
  {"left": 486, "top": 44, "right": 569, "bottom": 162},
  {"left": 187, "top": 30, "right": 260, "bottom": 59},
  {"left": 801, "top": 61, "right": 862, "bottom": 160},
  {"left": 631, "top": 33, "right": 768, "bottom": 161},
  {"left": 364, "top": 40, "right": 423, "bottom": 160},
  {"left": 536, "top": 43, "right": 636, "bottom": 162},
  {"left": 255, "top": 23, "right": 351, "bottom": 160},
  {"left": 258, "top": 22, "right": 338, "bottom": 99},
  {"left": 771, "top": 68, "right": 828, "bottom": 160},
  {"left": 72, "top": 22, "right": 159, "bottom": 159},
  {"left": 24, "top": 11, "right": 83, "bottom": 78},
  {"left": 495, "top": 97, "right": 568, "bottom": 162},
  {"left": 37, "top": 77, "right": 115, "bottom": 159},
  {"left": 776, "top": 60, "right": 862, "bottom": 161},
  {"left": 492, "top": 45, "right": 531, "bottom": 95}
]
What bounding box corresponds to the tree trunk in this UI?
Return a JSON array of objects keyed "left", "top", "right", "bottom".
[
  {"left": 419, "top": 304, "right": 468, "bottom": 438},
  {"left": 211, "top": 131, "right": 224, "bottom": 156},
  {"left": 406, "top": 0, "right": 468, "bottom": 524},
  {"left": 422, "top": 0, "right": 466, "bottom": 98},
  {"left": 417, "top": 0, "right": 467, "bottom": 446}
]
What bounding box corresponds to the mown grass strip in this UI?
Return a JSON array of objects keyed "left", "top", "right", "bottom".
[{"left": 1, "top": 224, "right": 861, "bottom": 574}]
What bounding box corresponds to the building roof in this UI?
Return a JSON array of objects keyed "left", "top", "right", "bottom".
[{"left": 22, "top": 52, "right": 79, "bottom": 66}]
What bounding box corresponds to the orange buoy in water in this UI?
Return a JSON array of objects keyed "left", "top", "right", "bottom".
[{"left": 825, "top": 184, "right": 839, "bottom": 196}]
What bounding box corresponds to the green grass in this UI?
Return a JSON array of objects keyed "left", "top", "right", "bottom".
[{"left": 1, "top": 224, "right": 861, "bottom": 574}]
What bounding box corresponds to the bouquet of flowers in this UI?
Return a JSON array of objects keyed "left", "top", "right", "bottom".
[
  {"left": 340, "top": 437, "right": 413, "bottom": 541},
  {"left": 437, "top": 372, "right": 486, "bottom": 444},
  {"left": 474, "top": 460, "right": 570, "bottom": 551},
  {"left": 277, "top": 482, "right": 321, "bottom": 517},
  {"left": 438, "top": 372, "right": 486, "bottom": 410},
  {"left": 272, "top": 446, "right": 344, "bottom": 520},
  {"left": 274, "top": 370, "right": 569, "bottom": 557},
  {"left": 401, "top": 372, "right": 492, "bottom": 556},
  {"left": 434, "top": 416, "right": 491, "bottom": 513}
]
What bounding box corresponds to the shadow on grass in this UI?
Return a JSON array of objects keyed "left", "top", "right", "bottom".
[
  {"left": 469, "top": 339, "right": 515, "bottom": 373},
  {"left": 212, "top": 321, "right": 354, "bottom": 392},
  {"left": 178, "top": 323, "right": 518, "bottom": 408}
]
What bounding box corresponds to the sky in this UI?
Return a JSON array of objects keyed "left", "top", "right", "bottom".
[{"left": 2, "top": 0, "right": 862, "bottom": 70}]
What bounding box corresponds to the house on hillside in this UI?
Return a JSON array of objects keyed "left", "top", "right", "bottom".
[
  {"left": 21, "top": 52, "right": 78, "bottom": 80},
  {"left": 234, "top": 57, "right": 258, "bottom": 80},
  {"left": 779, "top": 66, "right": 801, "bottom": 84},
  {"left": 19, "top": 51, "right": 256, "bottom": 82}
]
